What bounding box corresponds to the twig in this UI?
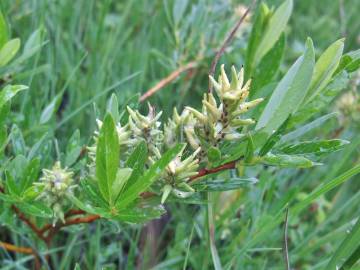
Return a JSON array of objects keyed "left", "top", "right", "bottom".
[
  {"left": 65, "top": 209, "right": 86, "bottom": 218},
  {"left": 189, "top": 160, "right": 237, "bottom": 184},
  {"left": 0, "top": 241, "right": 41, "bottom": 269},
  {"left": 0, "top": 187, "right": 47, "bottom": 243},
  {"left": 0, "top": 241, "right": 34, "bottom": 254},
  {"left": 208, "top": 0, "right": 257, "bottom": 93},
  {"left": 39, "top": 209, "right": 87, "bottom": 234},
  {"left": 283, "top": 207, "right": 290, "bottom": 270},
  {"left": 11, "top": 205, "right": 47, "bottom": 243},
  {"left": 139, "top": 61, "right": 197, "bottom": 102},
  {"left": 44, "top": 214, "right": 101, "bottom": 244}
]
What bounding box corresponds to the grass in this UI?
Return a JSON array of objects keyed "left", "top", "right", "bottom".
[{"left": 1, "top": 0, "right": 360, "bottom": 269}]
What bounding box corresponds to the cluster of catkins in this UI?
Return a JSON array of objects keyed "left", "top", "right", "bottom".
[{"left": 36, "top": 65, "right": 263, "bottom": 219}]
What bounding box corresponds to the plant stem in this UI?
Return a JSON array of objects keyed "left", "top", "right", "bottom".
[
  {"left": 0, "top": 241, "right": 41, "bottom": 269},
  {"left": 0, "top": 187, "right": 47, "bottom": 243}
]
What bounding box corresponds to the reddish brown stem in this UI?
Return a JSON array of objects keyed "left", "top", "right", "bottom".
[
  {"left": 139, "top": 61, "right": 197, "bottom": 102},
  {"left": 0, "top": 187, "right": 47, "bottom": 243},
  {"left": 44, "top": 214, "right": 100, "bottom": 244},
  {"left": 61, "top": 214, "right": 101, "bottom": 227},
  {"left": 0, "top": 241, "right": 41, "bottom": 269},
  {"left": 189, "top": 160, "right": 237, "bottom": 184},
  {"left": 65, "top": 209, "right": 86, "bottom": 218},
  {"left": 11, "top": 205, "right": 47, "bottom": 243},
  {"left": 0, "top": 241, "right": 33, "bottom": 254}
]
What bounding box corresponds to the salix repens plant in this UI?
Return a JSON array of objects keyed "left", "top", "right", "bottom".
[{"left": 83, "top": 65, "right": 263, "bottom": 203}]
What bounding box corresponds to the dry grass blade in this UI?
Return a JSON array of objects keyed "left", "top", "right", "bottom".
[{"left": 139, "top": 61, "right": 197, "bottom": 102}]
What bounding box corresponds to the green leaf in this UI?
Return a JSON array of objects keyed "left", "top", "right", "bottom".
[
  {"left": 23, "top": 28, "right": 43, "bottom": 54},
  {"left": 244, "top": 135, "right": 255, "bottom": 163},
  {"left": 0, "top": 38, "right": 21, "bottom": 67},
  {"left": 0, "top": 192, "right": 18, "bottom": 203},
  {"left": 107, "top": 93, "right": 120, "bottom": 123},
  {"left": 335, "top": 49, "right": 360, "bottom": 75},
  {"left": 259, "top": 115, "right": 291, "bottom": 156},
  {"left": 304, "top": 39, "right": 344, "bottom": 103},
  {"left": 0, "top": 85, "right": 28, "bottom": 109},
  {"left": 173, "top": 0, "right": 189, "bottom": 25},
  {"left": 20, "top": 158, "right": 40, "bottom": 193},
  {"left": 0, "top": 102, "right": 10, "bottom": 126},
  {"left": 0, "top": 125, "right": 7, "bottom": 152},
  {"left": 65, "top": 129, "right": 82, "bottom": 166},
  {"left": 280, "top": 113, "right": 337, "bottom": 144},
  {"left": 253, "top": 0, "right": 293, "bottom": 65},
  {"left": 96, "top": 114, "right": 120, "bottom": 205},
  {"left": 344, "top": 58, "right": 360, "bottom": 73},
  {"left": 252, "top": 33, "right": 286, "bottom": 95},
  {"left": 8, "top": 155, "right": 28, "bottom": 180},
  {"left": 67, "top": 193, "right": 110, "bottom": 218},
  {"left": 22, "top": 185, "right": 44, "bottom": 201},
  {"left": 5, "top": 171, "right": 20, "bottom": 196},
  {"left": 10, "top": 124, "right": 26, "bottom": 156},
  {"left": 40, "top": 93, "right": 62, "bottom": 124},
  {"left": 13, "top": 28, "right": 46, "bottom": 66},
  {"left": 279, "top": 139, "right": 349, "bottom": 156},
  {"left": 111, "top": 168, "right": 132, "bottom": 204},
  {"left": 27, "top": 132, "right": 49, "bottom": 160},
  {"left": 256, "top": 38, "right": 315, "bottom": 136},
  {"left": 245, "top": 3, "right": 270, "bottom": 78},
  {"left": 80, "top": 179, "right": 108, "bottom": 208},
  {"left": 261, "top": 153, "right": 317, "bottom": 168},
  {"left": 124, "top": 141, "right": 148, "bottom": 191},
  {"left": 7, "top": 155, "right": 39, "bottom": 195},
  {"left": 290, "top": 70, "right": 349, "bottom": 127},
  {"left": 17, "top": 201, "right": 53, "bottom": 218},
  {"left": 114, "top": 204, "right": 166, "bottom": 223},
  {"left": 116, "top": 144, "right": 183, "bottom": 209},
  {"left": 0, "top": 9, "right": 8, "bottom": 48},
  {"left": 193, "top": 177, "right": 258, "bottom": 192},
  {"left": 326, "top": 218, "right": 360, "bottom": 270},
  {"left": 339, "top": 245, "right": 360, "bottom": 270},
  {"left": 208, "top": 146, "right": 221, "bottom": 164}
]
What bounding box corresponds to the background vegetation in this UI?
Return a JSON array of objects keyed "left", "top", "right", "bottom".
[{"left": 1, "top": 0, "right": 360, "bottom": 269}]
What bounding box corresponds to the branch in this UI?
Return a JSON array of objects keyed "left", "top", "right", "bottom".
[
  {"left": 61, "top": 214, "right": 101, "bottom": 227},
  {"left": 0, "top": 187, "right": 47, "bottom": 243},
  {"left": 139, "top": 61, "right": 197, "bottom": 102},
  {"left": 43, "top": 214, "right": 101, "bottom": 244},
  {"left": 0, "top": 241, "right": 34, "bottom": 254},
  {"left": 208, "top": 0, "right": 256, "bottom": 93},
  {"left": 11, "top": 205, "right": 47, "bottom": 243},
  {"left": 65, "top": 209, "right": 86, "bottom": 218},
  {"left": 40, "top": 212, "right": 101, "bottom": 235},
  {"left": 189, "top": 160, "right": 237, "bottom": 184},
  {"left": 0, "top": 241, "right": 41, "bottom": 269}
]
